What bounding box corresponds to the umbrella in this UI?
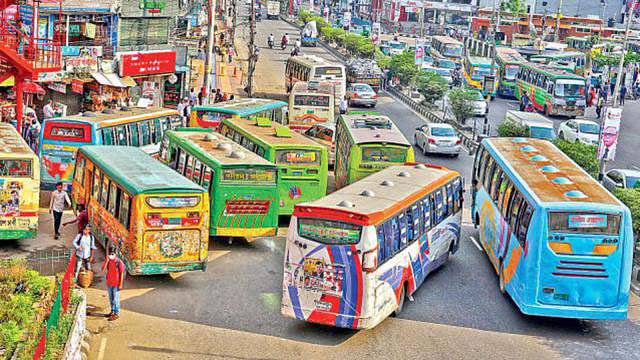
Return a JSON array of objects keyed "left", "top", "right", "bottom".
[{"left": 21, "top": 81, "right": 45, "bottom": 95}]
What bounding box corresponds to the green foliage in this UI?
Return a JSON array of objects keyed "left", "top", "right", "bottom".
[
  {"left": 415, "top": 72, "right": 448, "bottom": 105},
  {"left": 552, "top": 139, "right": 600, "bottom": 178},
  {"left": 297, "top": 9, "right": 326, "bottom": 34},
  {"left": 497, "top": 121, "right": 529, "bottom": 137},
  {"left": 390, "top": 51, "right": 419, "bottom": 85},
  {"left": 1, "top": 321, "right": 22, "bottom": 356},
  {"left": 499, "top": 0, "right": 527, "bottom": 15},
  {"left": 447, "top": 89, "right": 477, "bottom": 124},
  {"left": 375, "top": 49, "right": 391, "bottom": 69},
  {"left": 592, "top": 51, "right": 640, "bottom": 67},
  {"left": 613, "top": 189, "right": 640, "bottom": 234}
]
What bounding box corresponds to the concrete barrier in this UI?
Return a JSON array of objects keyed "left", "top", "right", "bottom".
[{"left": 62, "top": 291, "right": 88, "bottom": 360}]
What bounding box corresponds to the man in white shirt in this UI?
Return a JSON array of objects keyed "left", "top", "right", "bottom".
[
  {"left": 177, "top": 97, "right": 189, "bottom": 127},
  {"left": 43, "top": 98, "right": 55, "bottom": 119},
  {"left": 73, "top": 224, "right": 97, "bottom": 281},
  {"left": 339, "top": 96, "right": 348, "bottom": 114},
  {"left": 49, "top": 182, "right": 71, "bottom": 239}
]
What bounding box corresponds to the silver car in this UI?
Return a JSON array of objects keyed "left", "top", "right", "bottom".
[
  {"left": 603, "top": 169, "right": 640, "bottom": 192},
  {"left": 414, "top": 123, "right": 461, "bottom": 157},
  {"left": 346, "top": 83, "right": 377, "bottom": 107}
]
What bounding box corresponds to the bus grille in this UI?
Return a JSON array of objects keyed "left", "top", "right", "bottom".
[
  {"left": 224, "top": 199, "right": 271, "bottom": 215},
  {"left": 552, "top": 261, "right": 608, "bottom": 279}
]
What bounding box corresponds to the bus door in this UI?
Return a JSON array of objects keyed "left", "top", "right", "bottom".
[
  {"left": 140, "top": 194, "right": 207, "bottom": 266},
  {"left": 41, "top": 121, "right": 94, "bottom": 189},
  {"left": 275, "top": 148, "right": 322, "bottom": 212},
  {"left": 540, "top": 211, "right": 624, "bottom": 308},
  {"left": 284, "top": 215, "right": 366, "bottom": 328}
]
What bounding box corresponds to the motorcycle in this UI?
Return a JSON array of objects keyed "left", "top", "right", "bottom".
[
  {"left": 281, "top": 41, "right": 287, "bottom": 50},
  {"left": 268, "top": 39, "right": 274, "bottom": 49},
  {"left": 291, "top": 46, "right": 300, "bottom": 56}
]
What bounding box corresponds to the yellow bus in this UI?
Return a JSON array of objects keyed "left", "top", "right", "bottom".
[
  {"left": 287, "top": 81, "right": 336, "bottom": 132},
  {"left": 285, "top": 55, "right": 346, "bottom": 100},
  {"left": 71, "top": 146, "right": 210, "bottom": 275},
  {"left": 0, "top": 123, "right": 39, "bottom": 240}
]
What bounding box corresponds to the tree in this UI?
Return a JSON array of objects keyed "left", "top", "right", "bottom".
[
  {"left": 390, "top": 51, "right": 419, "bottom": 85},
  {"left": 415, "top": 72, "right": 447, "bottom": 105},
  {"left": 447, "top": 89, "right": 477, "bottom": 124},
  {"left": 375, "top": 49, "right": 391, "bottom": 69},
  {"left": 497, "top": 121, "right": 528, "bottom": 137},
  {"left": 499, "top": 0, "right": 527, "bottom": 16},
  {"left": 552, "top": 139, "right": 599, "bottom": 178},
  {"left": 614, "top": 189, "right": 640, "bottom": 234}
]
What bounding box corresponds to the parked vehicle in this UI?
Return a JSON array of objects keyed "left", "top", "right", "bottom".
[
  {"left": 603, "top": 169, "right": 640, "bottom": 192},
  {"left": 346, "top": 83, "right": 378, "bottom": 107},
  {"left": 504, "top": 110, "right": 555, "bottom": 140},
  {"left": 414, "top": 123, "right": 461, "bottom": 157},
  {"left": 422, "top": 65, "right": 453, "bottom": 84},
  {"left": 303, "top": 123, "right": 335, "bottom": 167},
  {"left": 266, "top": 0, "right": 280, "bottom": 19},
  {"left": 557, "top": 119, "right": 599, "bottom": 145}
]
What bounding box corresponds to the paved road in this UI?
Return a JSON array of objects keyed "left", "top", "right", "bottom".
[{"left": 116, "top": 15, "right": 640, "bottom": 360}]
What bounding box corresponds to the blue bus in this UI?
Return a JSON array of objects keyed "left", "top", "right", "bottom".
[
  {"left": 471, "top": 137, "right": 634, "bottom": 320},
  {"left": 39, "top": 108, "right": 181, "bottom": 190},
  {"left": 189, "top": 98, "right": 288, "bottom": 129}
]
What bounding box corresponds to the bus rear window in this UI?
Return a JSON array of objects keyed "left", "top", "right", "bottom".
[
  {"left": 361, "top": 147, "right": 407, "bottom": 163},
  {"left": 298, "top": 218, "right": 362, "bottom": 245},
  {"left": 315, "top": 67, "right": 343, "bottom": 77},
  {"left": 549, "top": 212, "right": 621, "bottom": 235},
  {"left": 0, "top": 159, "right": 31, "bottom": 177},
  {"left": 146, "top": 196, "right": 201, "bottom": 208},
  {"left": 44, "top": 123, "right": 92, "bottom": 142},
  {"left": 275, "top": 149, "right": 320, "bottom": 165},
  {"left": 197, "top": 111, "right": 230, "bottom": 124},
  {"left": 294, "top": 95, "right": 330, "bottom": 107},
  {"left": 221, "top": 168, "right": 276, "bottom": 184}
]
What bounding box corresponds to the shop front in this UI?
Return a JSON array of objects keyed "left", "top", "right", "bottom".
[{"left": 118, "top": 51, "right": 177, "bottom": 108}]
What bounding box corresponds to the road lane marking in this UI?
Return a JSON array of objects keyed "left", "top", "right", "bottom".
[
  {"left": 469, "top": 236, "right": 483, "bottom": 252},
  {"left": 97, "top": 337, "right": 108, "bottom": 360}
]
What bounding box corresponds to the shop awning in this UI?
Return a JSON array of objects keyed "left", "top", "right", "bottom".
[
  {"left": 121, "top": 76, "right": 137, "bottom": 87},
  {"left": 23, "top": 81, "right": 45, "bottom": 94},
  {"left": 0, "top": 77, "right": 14, "bottom": 87},
  {"left": 91, "top": 72, "right": 133, "bottom": 88}
]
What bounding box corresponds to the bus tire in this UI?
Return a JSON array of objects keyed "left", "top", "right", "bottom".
[
  {"left": 393, "top": 284, "right": 406, "bottom": 317},
  {"left": 499, "top": 260, "right": 506, "bottom": 295},
  {"left": 474, "top": 212, "right": 480, "bottom": 228}
]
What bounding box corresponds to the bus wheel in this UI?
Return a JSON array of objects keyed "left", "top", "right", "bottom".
[
  {"left": 499, "top": 260, "right": 506, "bottom": 295},
  {"left": 393, "top": 285, "right": 406, "bottom": 316}
]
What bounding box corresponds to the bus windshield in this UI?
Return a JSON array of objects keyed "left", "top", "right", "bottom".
[
  {"left": 361, "top": 147, "right": 407, "bottom": 163},
  {"left": 294, "top": 94, "right": 330, "bottom": 107},
  {"left": 504, "top": 64, "right": 520, "bottom": 80},
  {"left": 472, "top": 67, "right": 497, "bottom": 80},
  {"left": 298, "top": 218, "right": 362, "bottom": 245},
  {"left": 444, "top": 44, "right": 463, "bottom": 57},
  {"left": 221, "top": 168, "right": 276, "bottom": 184},
  {"left": 555, "top": 79, "right": 585, "bottom": 98},
  {"left": 529, "top": 126, "right": 555, "bottom": 139},
  {"left": 275, "top": 149, "right": 321, "bottom": 165},
  {"left": 548, "top": 212, "right": 621, "bottom": 235},
  {"left": 437, "top": 59, "right": 456, "bottom": 69},
  {"left": 0, "top": 159, "right": 31, "bottom": 177}
]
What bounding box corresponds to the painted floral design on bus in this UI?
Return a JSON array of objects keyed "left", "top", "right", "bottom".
[
  {"left": 0, "top": 180, "right": 22, "bottom": 217},
  {"left": 143, "top": 230, "right": 200, "bottom": 262}
]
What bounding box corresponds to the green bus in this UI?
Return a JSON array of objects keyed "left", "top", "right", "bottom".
[
  {"left": 334, "top": 113, "right": 414, "bottom": 189},
  {"left": 495, "top": 47, "right": 526, "bottom": 98},
  {"left": 463, "top": 55, "right": 499, "bottom": 98},
  {"left": 159, "top": 129, "right": 279, "bottom": 239},
  {"left": 530, "top": 51, "right": 587, "bottom": 76},
  {"left": 219, "top": 117, "right": 328, "bottom": 215},
  {"left": 515, "top": 62, "right": 587, "bottom": 117},
  {"left": 189, "top": 98, "right": 288, "bottom": 129}
]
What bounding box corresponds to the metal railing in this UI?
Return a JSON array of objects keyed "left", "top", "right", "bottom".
[{"left": 0, "top": 19, "right": 62, "bottom": 71}]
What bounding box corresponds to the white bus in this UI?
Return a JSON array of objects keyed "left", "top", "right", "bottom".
[
  {"left": 287, "top": 81, "right": 336, "bottom": 132},
  {"left": 285, "top": 55, "right": 346, "bottom": 101},
  {"left": 281, "top": 163, "right": 463, "bottom": 329}
]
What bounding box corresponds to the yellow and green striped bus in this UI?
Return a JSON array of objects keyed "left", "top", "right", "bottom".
[
  {"left": 515, "top": 62, "right": 587, "bottom": 118},
  {"left": 160, "top": 129, "right": 279, "bottom": 239},
  {"left": 463, "top": 55, "right": 499, "bottom": 98},
  {"left": 495, "top": 47, "right": 526, "bottom": 99},
  {"left": 334, "top": 113, "right": 414, "bottom": 189},
  {"left": 219, "top": 117, "right": 328, "bottom": 215},
  {"left": 530, "top": 51, "right": 587, "bottom": 76}
]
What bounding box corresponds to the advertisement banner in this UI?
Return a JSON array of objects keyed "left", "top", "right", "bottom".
[
  {"left": 414, "top": 39, "right": 425, "bottom": 65},
  {"left": 372, "top": 22, "right": 381, "bottom": 44},
  {"left": 119, "top": 51, "right": 177, "bottom": 77},
  {"left": 597, "top": 107, "right": 622, "bottom": 161},
  {"left": 344, "top": 12, "right": 352, "bottom": 29},
  {"left": 71, "top": 80, "right": 84, "bottom": 94}
]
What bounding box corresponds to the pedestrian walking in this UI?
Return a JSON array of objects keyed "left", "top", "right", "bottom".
[
  {"left": 228, "top": 45, "right": 234, "bottom": 64},
  {"left": 621, "top": 85, "right": 627, "bottom": 106},
  {"left": 189, "top": 88, "right": 198, "bottom": 105},
  {"left": 596, "top": 96, "right": 603, "bottom": 118},
  {"left": 72, "top": 224, "right": 96, "bottom": 281},
  {"left": 102, "top": 244, "right": 125, "bottom": 321},
  {"left": 43, "top": 98, "right": 55, "bottom": 119},
  {"left": 339, "top": 96, "right": 348, "bottom": 114},
  {"left": 588, "top": 87, "right": 596, "bottom": 107},
  {"left": 177, "top": 97, "right": 189, "bottom": 127},
  {"left": 63, "top": 203, "right": 89, "bottom": 234},
  {"left": 214, "top": 89, "right": 222, "bottom": 103},
  {"left": 27, "top": 117, "right": 40, "bottom": 152},
  {"left": 49, "top": 182, "right": 71, "bottom": 240}
]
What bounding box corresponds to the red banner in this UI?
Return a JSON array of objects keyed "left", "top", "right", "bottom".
[
  {"left": 120, "top": 52, "right": 176, "bottom": 77},
  {"left": 32, "top": 325, "right": 46, "bottom": 360},
  {"left": 71, "top": 80, "right": 83, "bottom": 94}
]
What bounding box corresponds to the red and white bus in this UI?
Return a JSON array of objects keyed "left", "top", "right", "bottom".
[{"left": 281, "top": 163, "right": 463, "bottom": 329}]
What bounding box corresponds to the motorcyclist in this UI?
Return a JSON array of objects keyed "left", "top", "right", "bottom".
[
  {"left": 295, "top": 38, "right": 301, "bottom": 49},
  {"left": 268, "top": 33, "right": 274, "bottom": 48}
]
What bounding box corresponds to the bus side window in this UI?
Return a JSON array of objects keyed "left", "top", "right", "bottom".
[
  {"left": 128, "top": 123, "right": 140, "bottom": 147},
  {"left": 391, "top": 217, "right": 400, "bottom": 254},
  {"left": 116, "top": 126, "right": 128, "bottom": 146},
  {"left": 486, "top": 160, "right": 498, "bottom": 193},
  {"left": 444, "top": 184, "right": 452, "bottom": 218},
  {"left": 108, "top": 185, "right": 119, "bottom": 218},
  {"left": 118, "top": 192, "right": 131, "bottom": 230},
  {"left": 413, "top": 203, "right": 423, "bottom": 239},
  {"left": 193, "top": 159, "right": 203, "bottom": 183},
  {"left": 376, "top": 226, "right": 386, "bottom": 264},
  {"left": 422, "top": 196, "right": 431, "bottom": 231},
  {"left": 101, "top": 128, "right": 111, "bottom": 145},
  {"left": 406, "top": 207, "right": 414, "bottom": 242},
  {"left": 93, "top": 170, "right": 101, "bottom": 199},
  {"left": 185, "top": 155, "right": 194, "bottom": 178},
  {"left": 256, "top": 146, "right": 266, "bottom": 158},
  {"left": 509, "top": 193, "right": 524, "bottom": 230},
  {"left": 435, "top": 190, "right": 443, "bottom": 224},
  {"left": 74, "top": 156, "right": 86, "bottom": 183},
  {"left": 517, "top": 203, "right": 533, "bottom": 247},
  {"left": 150, "top": 119, "right": 159, "bottom": 143},
  {"left": 140, "top": 121, "right": 151, "bottom": 146},
  {"left": 453, "top": 179, "right": 461, "bottom": 213},
  {"left": 398, "top": 213, "right": 407, "bottom": 248},
  {"left": 100, "top": 177, "right": 110, "bottom": 208},
  {"left": 498, "top": 180, "right": 513, "bottom": 214},
  {"left": 202, "top": 166, "right": 213, "bottom": 190},
  {"left": 383, "top": 221, "right": 393, "bottom": 259},
  {"left": 177, "top": 149, "right": 187, "bottom": 175},
  {"left": 491, "top": 169, "right": 505, "bottom": 202}
]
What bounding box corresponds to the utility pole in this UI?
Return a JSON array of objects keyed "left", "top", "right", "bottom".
[
  {"left": 247, "top": 0, "right": 257, "bottom": 96},
  {"left": 203, "top": 0, "right": 216, "bottom": 104},
  {"left": 231, "top": 0, "right": 238, "bottom": 47},
  {"left": 553, "top": 0, "right": 562, "bottom": 42},
  {"left": 598, "top": 0, "right": 636, "bottom": 182},
  {"left": 420, "top": 7, "right": 424, "bottom": 38},
  {"left": 487, "top": 0, "right": 500, "bottom": 103}
]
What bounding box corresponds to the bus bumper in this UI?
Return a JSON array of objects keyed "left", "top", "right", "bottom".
[
  {"left": 0, "top": 230, "right": 37, "bottom": 240},
  {"left": 281, "top": 303, "right": 373, "bottom": 329},
  {"left": 551, "top": 105, "right": 585, "bottom": 117},
  {"left": 516, "top": 302, "right": 628, "bottom": 320},
  {"left": 129, "top": 261, "right": 208, "bottom": 275},
  {"left": 214, "top": 227, "right": 277, "bottom": 238}
]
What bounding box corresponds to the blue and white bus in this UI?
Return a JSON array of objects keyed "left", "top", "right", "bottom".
[{"left": 471, "top": 137, "right": 634, "bottom": 320}]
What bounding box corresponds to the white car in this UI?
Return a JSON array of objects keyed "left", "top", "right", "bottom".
[
  {"left": 414, "top": 123, "right": 461, "bottom": 157},
  {"left": 444, "top": 90, "right": 487, "bottom": 118},
  {"left": 603, "top": 169, "right": 640, "bottom": 192},
  {"left": 557, "top": 119, "right": 600, "bottom": 145}
]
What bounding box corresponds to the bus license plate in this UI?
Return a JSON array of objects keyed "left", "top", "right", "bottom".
[
  {"left": 291, "top": 171, "right": 303, "bottom": 176},
  {"left": 168, "top": 218, "right": 181, "bottom": 225},
  {"left": 306, "top": 110, "right": 314, "bottom": 114}
]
